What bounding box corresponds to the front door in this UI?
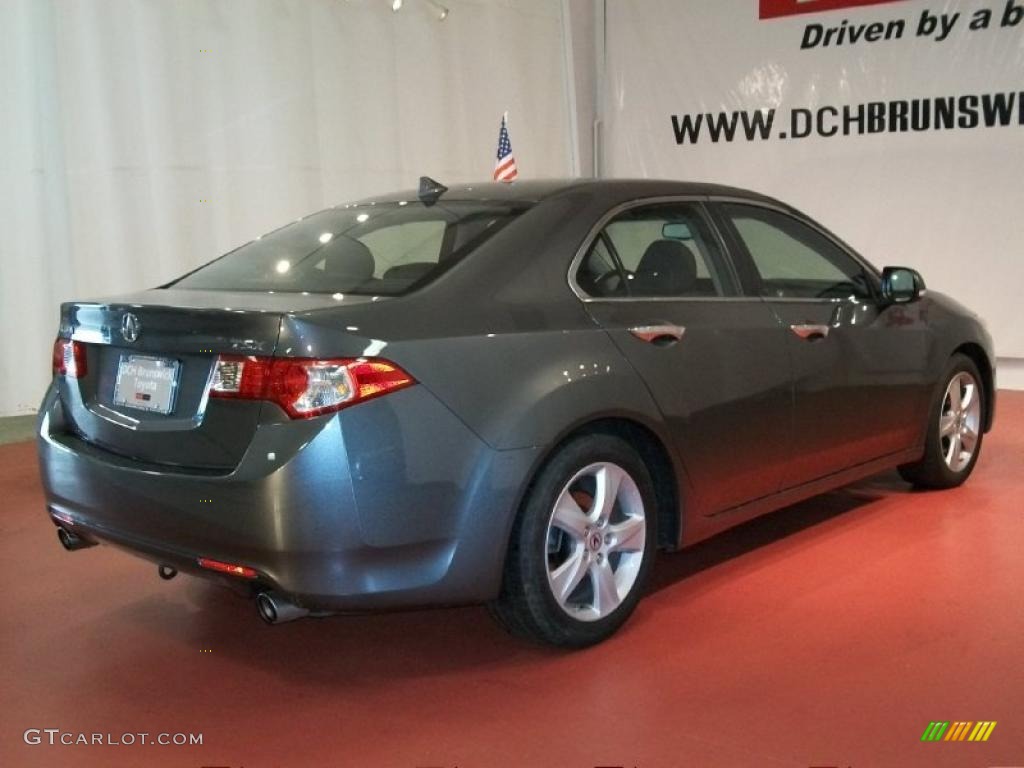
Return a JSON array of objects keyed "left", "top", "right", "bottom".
[{"left": 713, "top": 201, "right": 933, "bottom": 488}]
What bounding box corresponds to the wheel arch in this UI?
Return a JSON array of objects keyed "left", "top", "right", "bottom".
[
  {"left": 510, "top": 414, "right": 685, "bottom": 554},
  {"left": 953, "top": 342, "right": 995, "bottom": 432}
]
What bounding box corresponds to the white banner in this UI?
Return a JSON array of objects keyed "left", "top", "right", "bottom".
[{"left": 604, "top": 0, "right": 1024, "bottom": 359}]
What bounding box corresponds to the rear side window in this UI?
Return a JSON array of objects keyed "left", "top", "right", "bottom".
[
  {"left": 576, "top": 235, "right": 625, "bottom": 297},
  {"left": 576, "top": 202, "right": 732, "bottom": 298},
  {"left": 172, "top": 202, "right": 527, "bottom": 296}
]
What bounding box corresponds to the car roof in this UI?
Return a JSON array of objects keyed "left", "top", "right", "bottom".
[{"left": 353, "top": 178, "right": 780, "bottom": 206}]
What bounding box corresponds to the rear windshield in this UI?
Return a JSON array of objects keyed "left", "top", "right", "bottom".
[{"left": 171, "top": 201, "right": 527, "bottom": 296}]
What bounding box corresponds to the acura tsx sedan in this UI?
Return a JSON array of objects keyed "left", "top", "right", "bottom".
[{"left": 38, "top": 178, "right": 995, "bottom": 647}]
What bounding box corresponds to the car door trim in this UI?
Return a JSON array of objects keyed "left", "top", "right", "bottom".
[
  {"left": 567, "top": 195, "right": 746, "bottom": 303},
  {"left": 789, "top": 323, "right": 831, "bottom": 340},
  {"left": 629, "top": 324, "right": 687, "bottom": 343},
  {"left": 567, "top": 195, "right": 882, "bottom": 305},
  {"left": 705, "top": 196, "right": 884, "bottom": 297}
]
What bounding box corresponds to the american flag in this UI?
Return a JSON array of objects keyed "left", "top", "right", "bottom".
[{"left": 493, "top": 112, "right": 518, "bottom": 182}]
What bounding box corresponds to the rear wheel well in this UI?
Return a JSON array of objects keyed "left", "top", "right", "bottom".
[
  {"left": 551, "top": 418, "right": 680, "bottom": 550},
  {"left": 953, "top": 343, "right": 994, "bottom": 432}
]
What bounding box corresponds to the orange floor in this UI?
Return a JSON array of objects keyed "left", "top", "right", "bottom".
[{"left": 2, "top": 393, "right": 1022, "bottom": 768}]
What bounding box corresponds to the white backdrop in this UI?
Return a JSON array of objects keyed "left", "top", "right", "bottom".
[
  {"left": 603, "top": 0, "right": 1024, "bottom": 382},
  {"left": 5, "top": 0, "right": 1023, "bottom": 416},
  {"left": 0, "top": 0, "right": 572, "bottom": 416}
]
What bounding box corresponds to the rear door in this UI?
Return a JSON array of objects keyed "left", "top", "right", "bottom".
[
  {"left": 712, "top": 201, "right": 933, "bottom": 487},
  {"left": 575, "top": 199, "right": 793, "bottom": 516}
]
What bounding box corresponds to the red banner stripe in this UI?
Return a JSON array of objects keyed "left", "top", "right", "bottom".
[{"left": 759, "top": 0, "right": 908, "bottom": 20}]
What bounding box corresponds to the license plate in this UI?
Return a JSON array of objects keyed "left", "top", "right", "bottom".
[{"left": 113, "top": 355, "right": 181, "bottom": 415}]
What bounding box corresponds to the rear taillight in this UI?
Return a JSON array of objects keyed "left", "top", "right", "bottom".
[
  {"left": 52, "top": 338, "right": 87, "bottom": 378},
  {"left": 209, "top": 356, "right": 415, "bottom": 419}
]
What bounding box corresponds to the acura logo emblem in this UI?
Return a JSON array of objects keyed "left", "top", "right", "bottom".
[{"left": 121, "top": 313, "right": 141, "bottom": 343}]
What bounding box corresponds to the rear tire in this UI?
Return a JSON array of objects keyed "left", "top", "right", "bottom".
[
  {"left": 490, "top": 434, "right": 658, "bottom": 648},
  {"left": 898, "top": 354, "right": 985, "bottom": 489}
]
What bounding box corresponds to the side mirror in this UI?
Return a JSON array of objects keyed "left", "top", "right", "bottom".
[{"left": 881, "top": 266, "right": 925, "bottom": 304}]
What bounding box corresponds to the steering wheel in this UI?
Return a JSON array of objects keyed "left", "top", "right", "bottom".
[{"left": 592, "top": 268, "right": 624, "bottom": 295}]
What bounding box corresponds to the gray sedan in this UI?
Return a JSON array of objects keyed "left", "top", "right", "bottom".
[{"left": 38, "top": 178, "right": 995, "bottom": 646}]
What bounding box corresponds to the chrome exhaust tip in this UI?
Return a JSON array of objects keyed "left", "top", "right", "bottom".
[
  {"left": 256, "top": 591, "right": 309, "bottom": 625},
  {"left": 57, "top": 527, "right": 94, "bottom": 551}
]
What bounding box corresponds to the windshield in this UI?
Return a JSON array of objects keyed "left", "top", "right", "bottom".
[{"left": 171, "top": 201, "right": 527, "bottom": 296}]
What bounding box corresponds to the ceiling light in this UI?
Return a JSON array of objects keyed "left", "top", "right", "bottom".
[
  {"left": 425, "top": 0, "right": 448, "bottom": 19},
  {"left": 392, "top": 0, "right": 402, "bottom": 11}
]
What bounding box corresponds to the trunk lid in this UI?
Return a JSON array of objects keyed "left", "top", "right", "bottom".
[{"left": 56, "top": 288, "right": 377, "bottom": 470}]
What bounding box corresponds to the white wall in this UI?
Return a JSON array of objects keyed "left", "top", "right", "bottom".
[
  {"left": 560, "top": 0, "right": 599, "bottom": 177},
  {"left": 4, "top": 0, "right": 1021, "bottom": 418},
  {"left": 0, "top": 0, "right": 572, "bottom": 416}
]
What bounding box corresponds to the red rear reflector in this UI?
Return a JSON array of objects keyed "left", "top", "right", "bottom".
[
  {"left": 197, "top": 557, "right": 258, "bottom": 579},
  {"left": 51, "top": 511, "right": 75, "bottom": 527},
  {"left": 209, "top": 356, "right": 415, "bottom": 419},
  {"left": 52, "top": 338, "right": 87, "bottom": 378}
]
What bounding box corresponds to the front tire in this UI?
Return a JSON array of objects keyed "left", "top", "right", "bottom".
[
  {"left": 899, "top": 354, "right": 985, "bottom": 489},
  {"left": 490, "top": 434, "right": 658, "bottom": 648}
]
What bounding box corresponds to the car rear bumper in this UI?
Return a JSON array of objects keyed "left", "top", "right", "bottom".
[{"left": 37, "top": 383, "right": 539, "bottom": 611}]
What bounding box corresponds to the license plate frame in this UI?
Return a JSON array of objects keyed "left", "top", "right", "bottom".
[{"left": 112, "top": 354, "right": 182, "bottom": 415}]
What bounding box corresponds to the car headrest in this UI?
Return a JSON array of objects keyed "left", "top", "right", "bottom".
[
  {"left": 320, "top": 237, "right": 375, "bottom": 283},
  {"left": 633, "top": 239, "right": 697, "bottom": 296}
]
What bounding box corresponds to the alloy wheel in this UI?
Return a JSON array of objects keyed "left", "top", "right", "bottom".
[
  {"left": 939, "top": 371, "right": 981, "bottom": 473},
  {"left": 544, "top": 461, "right": 647, "bottom": 622}
]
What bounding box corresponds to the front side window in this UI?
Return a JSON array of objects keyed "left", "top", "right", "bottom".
[
  {"left": 576, "top": 202, "right": 732, "bottom": 298},
  {"left": 721, "top": 204, "right": 873, "bottom": 300},
  {"left": 172, "top": 202, "right": 527, "bottom": 296}
]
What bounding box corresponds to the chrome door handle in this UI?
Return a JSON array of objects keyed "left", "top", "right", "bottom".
[
  {"left": 789, "top": 323, "right": 830, "bottom": 341},
  {"left": 629, "top": 324, "right": 686, "bottom": 344}
]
